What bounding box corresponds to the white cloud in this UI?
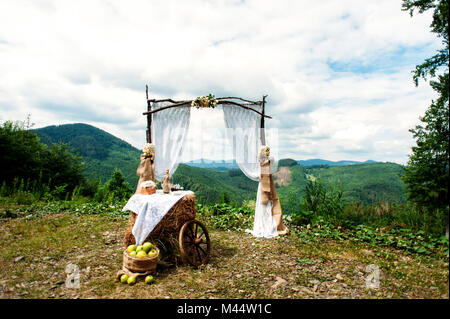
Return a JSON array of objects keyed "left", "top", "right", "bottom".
[{"left": 0, "top": 0, "right": 442, "bottom": 164}]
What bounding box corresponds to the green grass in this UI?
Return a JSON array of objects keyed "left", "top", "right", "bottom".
[{"left": 0, "top": 200, "right": 448, "bottom": 299}]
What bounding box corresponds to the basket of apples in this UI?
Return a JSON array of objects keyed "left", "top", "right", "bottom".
[{"left": 123, "top": 242, "right": 159, "bottom": 274}]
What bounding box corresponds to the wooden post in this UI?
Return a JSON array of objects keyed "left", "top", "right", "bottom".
[
  {"left": 146, "top": 85, "right": 152, "bottom": 143},
  {"left": 260, "top": 95, "right": 267, "bottom": 145}
]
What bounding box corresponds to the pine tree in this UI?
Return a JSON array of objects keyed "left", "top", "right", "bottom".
[{"left": 401, "top": 0, "right": 449, "bottom": 236}]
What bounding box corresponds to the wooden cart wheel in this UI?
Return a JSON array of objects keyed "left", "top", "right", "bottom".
[{"left": 179, "top": 220, "right": 211, "bottom": 267}]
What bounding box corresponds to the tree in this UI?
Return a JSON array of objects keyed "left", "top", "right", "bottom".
[
  {"left": 0, "top": 120, "right": 46, "bottom": 184},
  {"left": 41, "top": 142, "right": 86, "bottom": 193},
  {"left": 0, "top": 120, "right": 86, "bottom": 197},
  {"left": 401, "top": 0, "right": 449, "bottom": 236},
  {"left": 105, "top": 168, "right": 132, "bottom": 201}
]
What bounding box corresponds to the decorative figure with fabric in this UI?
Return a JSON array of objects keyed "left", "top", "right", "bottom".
[
  {"left": 259, "top": 145, "right": 288, "bottom": 235},
  {"left": 135, "top": 143, "right": 156, "bottom": 194},
  {"left": 162, "top": 169, "right": 171, "bottom": 194}
]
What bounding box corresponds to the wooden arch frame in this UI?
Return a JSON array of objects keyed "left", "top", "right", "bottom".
[{"left": 143, "top": 85, "right": 272, "bottom": 145}]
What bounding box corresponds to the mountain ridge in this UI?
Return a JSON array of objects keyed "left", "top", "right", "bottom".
[{"left": 32, "top": 123, "right": 406, "bottom": 205}]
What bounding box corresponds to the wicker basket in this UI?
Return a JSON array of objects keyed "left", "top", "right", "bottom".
[{"left": 122, "top": 247, "right": 159, "bottom": 276}]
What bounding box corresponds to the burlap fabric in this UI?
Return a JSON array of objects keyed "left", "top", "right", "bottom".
[
  {"left": 135, "top": 154, "right": 155, "bottom": 194},
  {"left": 260, "top": 163, "right": 288, "bottom": 235}
]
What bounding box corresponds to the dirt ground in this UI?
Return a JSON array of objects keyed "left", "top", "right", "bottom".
[{"left": 0, "top": 213, "right": 448, "bottom": 299}]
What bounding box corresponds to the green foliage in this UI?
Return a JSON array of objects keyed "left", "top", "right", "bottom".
[
  {"left": 401, "top": 0, "right": 449, "bottom": 233},
  {"left": 402, "top": 0, "right": 448, "bottom": 85},
  {"left": 294, "top": 219, "right": 449, "bottom": 259},
  {"left": 172, "top": 164, "right": 258, "bottom": 204},
  {"left": 41, "top": 142, "right": 85, "bottom": 193},
  {"left": 220, "top": 190, "right": 231, "bottom": 204},
  {"left": 197, "top": 202, "right": 254, "bottom": 231},
  {"left": 278, "top": 158, "right": 297, "bottom": 167},
  {"left": 303, "top": 179, "right": 344, "bottom": 219},
  {"left": 11, "top": 200, "right": 129, "bottom": 220},
  {"left": 33, "top": 123, "right": 141, "bottom": 189},
  {"left": 0, "top": 181, "right": 8, "bottom": 197},
  {"left": 104, "top": 169, "right": 133, "bottom": 201},
  {"left": 401, "top": 73, "right": 449, "bottom": 213},
  {"left": 0, "top": 120, "right": 47, "bottom": 184},
  {"left": 28, "top": 123, "right": 411, "bottom": 207},
  {"left": 0, "top": 120, "right": 86, "bottom": 200},
  {"left": 278, "top": 163, "right": 407, "bottom": 213}
]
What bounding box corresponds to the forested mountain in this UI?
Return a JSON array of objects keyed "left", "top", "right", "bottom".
[
  {"left": 277, "top": 163, "right": 407, "bottom": 211},
  {"left": 297, "top": 159, "right": 378, "bottom": 166},
  {"left": 33, "top": 123, "right": 407, "bottom": 205},
  {"left": 34, "top": 123, "right": 141, "bottom": 187}
]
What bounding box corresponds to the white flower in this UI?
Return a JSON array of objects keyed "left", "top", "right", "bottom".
[{"left": 143, "top": 143, "right": 155, "bottom": 156}]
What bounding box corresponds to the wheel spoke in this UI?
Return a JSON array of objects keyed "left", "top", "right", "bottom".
[
  {"left": 197, "top": 245, "right": 207, "bottom": 256},
  {"left": 185, "top": 231, "right": 193, "bottom": 240},
  {"left": 195, "top": 246, "right": 202, "bottom": 263},
  {"left": 194, "top": 223, "right": 198, "bottom": 238},
  {"left": 188, "top": 225, "right": 195, "bottom": 238}
]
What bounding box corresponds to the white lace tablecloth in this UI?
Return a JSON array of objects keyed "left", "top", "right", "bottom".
[{"left": 122, "top": 190, "right": 194, "bottom": 245}]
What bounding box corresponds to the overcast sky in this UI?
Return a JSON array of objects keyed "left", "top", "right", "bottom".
[{"left": 0, "top": 0, "right": 441, "bottom": 164}]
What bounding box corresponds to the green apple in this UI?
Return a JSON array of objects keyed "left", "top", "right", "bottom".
[
  {"left": 145, "top": 275, "right": 154, "bottom": 284},
  {"left": 127, "top": 276, "right": 136, "bottom": 285},
  {"left": 136, "top": 245, "right": 144, "bottom": 253},
  {"left": 136, "top": 250, "right": 147, "bottom": 258},
  {"left": 147, "top": 249, "right": 158, "bottom": 258},
  {"left": 130, "top": 250, "right": 137, "bottom": 257},
  {"left": 120, "top": 274, "right": 129, "bottom": 284},
  {"left": 142, "top": 242, "right": 153, "bottom": 253},
  {"left": 127, "top": 245, "right": 137, "bottom": 253}
]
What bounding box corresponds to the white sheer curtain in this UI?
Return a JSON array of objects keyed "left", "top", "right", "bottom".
[
  {"left": 222, "top": 105, "right": 261, "bottom": 181},
  {"left": 151, "top": 102, "right": 191, "bottom": 181},
  {"left": 222, "top": 105, "right": 279, "bottom": 238},
  {"left": 222, "top": 105, "right": 278, "bottom": 178}
]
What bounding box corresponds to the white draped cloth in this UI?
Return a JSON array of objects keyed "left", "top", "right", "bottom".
[
  {"left": 122, "top": 190, "right": 194, "bottom": 245},
  {"left": 222, "top": 105, "right": 279, "bottom": 238},
  {"left": 151, "top": 101, "right": 191, "bottom": 181}
]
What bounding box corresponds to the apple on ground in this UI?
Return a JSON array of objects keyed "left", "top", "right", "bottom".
[
  {"left": 120, "top": 274, "right": 129, "bottom": 284},
  {"left": 145, "top": 275, "right": 154, "bottom": 284},
  {"left": 127, "top": 276, "right": 136, "bottom": 285}
]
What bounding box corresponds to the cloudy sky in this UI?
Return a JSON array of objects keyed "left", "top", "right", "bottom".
[{"left": 0, "top": 0, "right": 441, "bottom": 164}]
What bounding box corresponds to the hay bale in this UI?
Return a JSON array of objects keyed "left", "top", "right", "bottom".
[{"left": 123, "top": 193, "right": 197, "bottom": 247}]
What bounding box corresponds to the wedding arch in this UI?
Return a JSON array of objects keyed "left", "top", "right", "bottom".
[
  {"left": 142, "top": 85, "right": 277, "bottom": 179},
  {"left": 142, "top": 85, "right": 284, "bottom": 238}
]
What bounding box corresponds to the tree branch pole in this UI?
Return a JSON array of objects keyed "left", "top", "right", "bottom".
[
  {"left": 146, "top": 85, "right": 152, "bottom": 143},
  {"left": 260, "top": 95, "right": 267, "bottom": 145},
  {"left": 143, "top": 91, "right": 272, "bottom": 145},
  {"left": 143, "top": 100, "right": 272, "bottom": 119}
]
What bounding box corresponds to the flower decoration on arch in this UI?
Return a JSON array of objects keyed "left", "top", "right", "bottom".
[{"left": 191, "top": 94, "right": 219, "bottom": 109}]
